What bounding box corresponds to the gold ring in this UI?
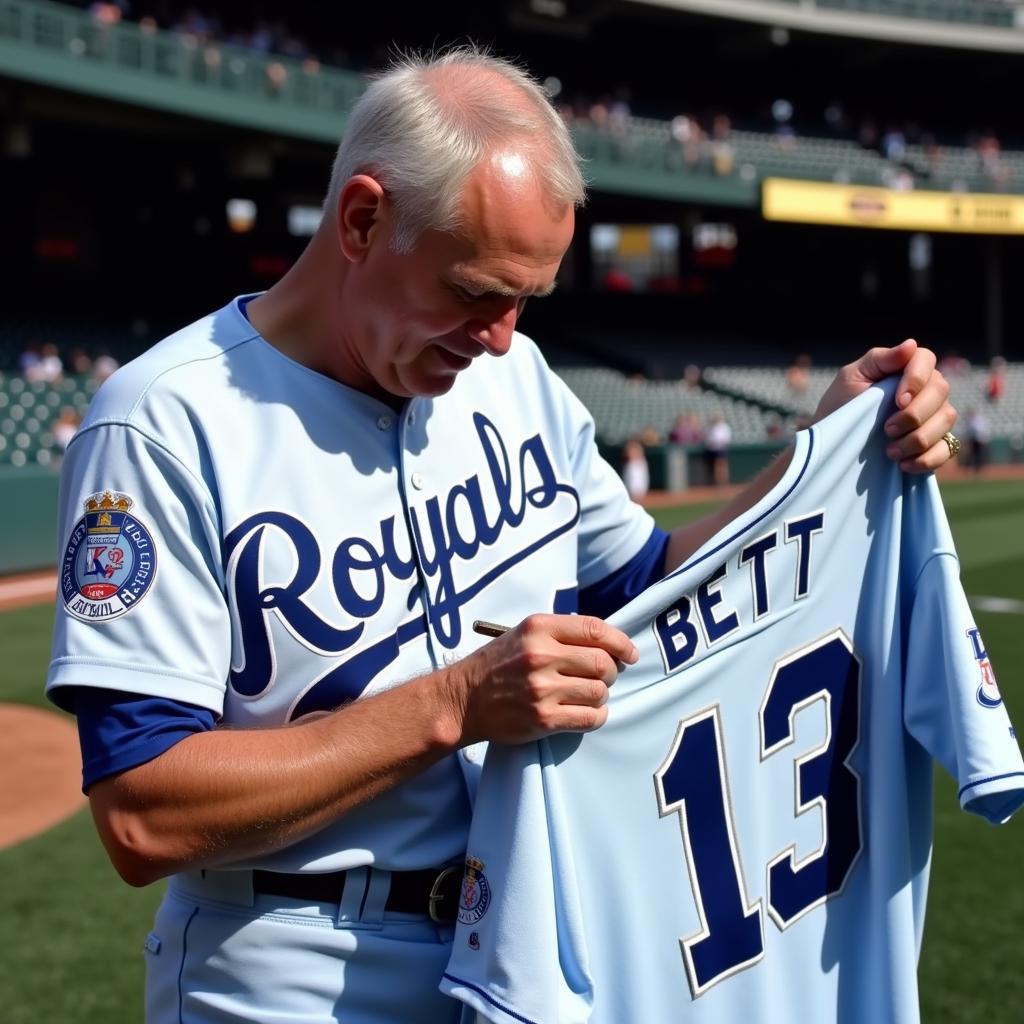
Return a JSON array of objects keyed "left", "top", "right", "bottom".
[{"left": 941, "top": 431, "right": 961, "bottom": 458}]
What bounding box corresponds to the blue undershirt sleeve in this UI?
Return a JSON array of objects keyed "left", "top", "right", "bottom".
[
  {"left": 577, "top": 525, "right": 670, "bottom": 620},
  {"left": 73, "top": 688, "right": 216, "bottom": 793}
]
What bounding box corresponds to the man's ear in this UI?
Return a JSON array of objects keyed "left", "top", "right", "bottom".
[{"left": 336, "top": 175, "right": 388, "bottom": 262}]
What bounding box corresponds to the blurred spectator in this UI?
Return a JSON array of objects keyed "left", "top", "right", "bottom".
[
  {"left": 92, "top": 351, "right": 120, "bottom": 384},
  {"left": 69, "top": 347, "right": 94, "bottom": 376},
  {"left": 683, "top": 363, "right": 703, "bottom": 389},
  {"left": 882, "top": 165, "right": 915, "bottom": 192},
  {"left": 964, "top": 407, "right": 991, "bottom": 473},
  {"left": 771, "top": 99, "right": 795, "bottom": 149},
  {"left": 671, "top": 114, "right": 704, "bottom": 168},
  {"left": 710, "top": 114, "right": 734, "bottom": 177},
  {"left": 858, "top": 118, "right": 879, "bottom": 150},
  {"left": 881, "top": 127, "right": 906, "bottom": 162},
  {"left": 986, "top": 356, "right": 1006, "bottom": 403},
  {"left": 668, "top": 412, "right": 704, "bottom": 445},
  {"left": 765, "top": 415, "right": 786, "bottom": 441},
  {"left": 52, "top": 407, "right": 82, "bottom": 452},
  {"left": 26, "top": 343, "right": 63, "bottom": 383},
  {"left": 639, "top": 424, "right": 661, "bottom": 447},
  {"left": 975, "top": 132, "right": 1010, "bottom": 186},
  {"left": 621, "top": 439, "right": 650, "bottom": 500},
  {"left": 89, "top": 2, "right": 125, "bottom": 26},
  {"left": 785, "top": 353, "right": 812, "bottom": 394},
  {"left": 704, "top": 413, "right": 732, "bottom": 486},
  {"left": 938, "top": 350, "right": 971, "bottom": 377},
  {"left": 823, "top": 101, "right": 849, "bottom": 137},
  {"left": 607, "top": 88, "right": 632, "bottom": 135},
  {"left": 266, "top": 61, "right": 288, "bottom": 95},
  {"left": 18, "top": 340, "right": 41, "bottom": 376}
]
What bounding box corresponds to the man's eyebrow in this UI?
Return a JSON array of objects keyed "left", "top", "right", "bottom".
[{"left": 451, "top": 274, "right": 558, "bottom": 298}]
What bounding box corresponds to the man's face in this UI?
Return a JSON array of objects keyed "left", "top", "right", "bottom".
[{"left": 347, "top": 152, "right": 575, "bottom": 399}]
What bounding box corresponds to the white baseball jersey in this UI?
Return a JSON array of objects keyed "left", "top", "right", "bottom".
[
  {"left": 442, "top": 382, "right": 1024, "bottom": 1024},
  {"left": 45, "top": 294, "right": 655, "bottom": 873}
]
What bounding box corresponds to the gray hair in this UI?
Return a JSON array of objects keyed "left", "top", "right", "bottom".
[{"left": 324, "top": 45, "right": 586, "bottom": 253}]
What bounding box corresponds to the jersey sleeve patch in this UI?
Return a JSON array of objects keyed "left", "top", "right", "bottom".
[
  {"left": 457, "top": 856, "right": 492, "bottom": 926},
  {"left": 60, "top": 490, "right": 158, "bottom": 623}
]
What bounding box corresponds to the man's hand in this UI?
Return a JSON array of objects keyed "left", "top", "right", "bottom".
[
  {"left": 813, "top": 339, "right": 956, "bottom": 473},
  {"left": 443, "top": 614, "right": 639, "bottom": 746}
]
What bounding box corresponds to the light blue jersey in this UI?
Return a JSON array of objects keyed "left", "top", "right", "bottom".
[
  {"left": 442, "top": 382, "right": 1024, "bottom": 1024},
  {"left": 46, "top": 295, "right": 660, "bottom": 1022},
  {"left": 46, "top": 295, "right": 654, "bottom": 873}
]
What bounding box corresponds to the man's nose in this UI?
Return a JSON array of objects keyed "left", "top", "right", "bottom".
[{"left": 465, "top": 299, "right": 520, "bottom": 355}]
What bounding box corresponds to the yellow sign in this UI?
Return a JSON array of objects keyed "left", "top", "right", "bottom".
[
  {"left": 617, "top": 226, "right": 653, "bottom": 256},
  {"left": 762, "top": 178, "right": 1024, "bottom": 234}
]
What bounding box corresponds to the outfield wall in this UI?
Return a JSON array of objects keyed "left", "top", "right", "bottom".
[
  {"left": 0, "top": 466, "right": 59, "bottom": 574},
  {"left": 2, "top": 442, "right": 1020, "bottom": 575}
]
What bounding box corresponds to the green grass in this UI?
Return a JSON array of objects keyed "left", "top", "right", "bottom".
[
  {"left": 1, "top": 478, "right": 1021, "bottom": 1022},
  {"left": 0, "top": 603, "right": 165, "bottom": 1022}
]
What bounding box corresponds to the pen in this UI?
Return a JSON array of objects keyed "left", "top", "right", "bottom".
[
  {"left": 472, "top": 620, "right": 510, "bottom": 638},
  {"left": 472, "top": 619, "right": 631, "bottom": 670}
]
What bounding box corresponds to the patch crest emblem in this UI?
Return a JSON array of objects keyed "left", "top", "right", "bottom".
[
  {"left": 60, "top": 490, "right": 158, "bottom": 622},
  {"left": 457, "top": 856, "right": 492, "bottom": 926},
  {"left": 967, "top": 627, "right": 1001, "bottom": 708}
]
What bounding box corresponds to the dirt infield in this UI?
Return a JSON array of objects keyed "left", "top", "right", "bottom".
[
  {"left": 0, "top": 704, "right": 85, "bottom": 850},
  {"left": 0, "top": 571, "right": 57, "bottom": 612}
]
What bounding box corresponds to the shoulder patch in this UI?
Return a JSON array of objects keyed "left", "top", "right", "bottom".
[{"left": 60, "top": 491, "right": 158, "bottom": 623}]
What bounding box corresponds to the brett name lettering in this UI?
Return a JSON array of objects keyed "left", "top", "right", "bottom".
[{"left": 654, "top": 511, "right": 824, "bottom": 672}]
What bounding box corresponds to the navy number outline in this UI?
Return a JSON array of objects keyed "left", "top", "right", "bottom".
[{"left": 654, "top": 629, "right": 863, "bottom": 997}]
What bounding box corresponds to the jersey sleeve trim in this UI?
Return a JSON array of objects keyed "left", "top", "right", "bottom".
[
  {"left": 48, "top": 657, "right": 226, "bottom": 714},
  {"left": 76, "top": 689, "right": 216, "bottom": 791},
  {"left": 958, "top": 771, "right": 1024, "bottom": 824},
  {"left": 578, "top": 525, "right": 669, "bottom": 620},
  {"left": 958, "top": 770, "right": 1024, "bottom": 797},
  {"left": 440, "top": 973, "right": 540, "bottom": 1024}
]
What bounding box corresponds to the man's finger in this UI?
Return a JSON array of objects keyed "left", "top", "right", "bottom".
[
  {"left": 851, "top": 339, "right": 917, "bottom": 385},
  {"left": 890, "top": 346, "right": 938, "bottom": 411},
  {"left": 556, "top": 677, "right": 612, "bottom": 708},
  {"left": 897, "top": 436, "right": 960, "bottom": 474},
  {"left": 884, "top": 394, "right": 956, "bottom": 452},
  {"left": 556, "top": 647, "right": 620, "bottom": 686},
  {"left": 544, "top": 614, "right": 640, "bottom": 665}
]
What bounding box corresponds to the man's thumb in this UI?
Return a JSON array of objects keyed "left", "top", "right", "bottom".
[{"left": 855, "top": 338, "right": 917, "bottom": 382}]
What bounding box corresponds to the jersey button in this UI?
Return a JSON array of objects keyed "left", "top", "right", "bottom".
[
  {"left": 376, "top": 415, "right": 391, "bottom": 431},
  {"left": 442, "top": 651, "right": 457, "bottom": 666},
  {"left": 411, "top": 471, "right": 425, "bottom": 490}
]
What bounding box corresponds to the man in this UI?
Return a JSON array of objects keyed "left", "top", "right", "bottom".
[{"left": 47, "top": 48, "right": 957, "bottom": 1023}]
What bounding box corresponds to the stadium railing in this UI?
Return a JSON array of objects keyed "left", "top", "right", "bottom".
[
  {"left": 0, "top": 0, "right": 366, "bottom": 142},
  {"left": 4, "top": 1, "right": 1024, "bottom": 202},
  {"left": 816, "top": 0, "right": 1017, "bottom": 29}
]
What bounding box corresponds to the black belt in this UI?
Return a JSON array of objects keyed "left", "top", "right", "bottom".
[{"left": 251, "top": 866, "right": 463, "bottom": 924}]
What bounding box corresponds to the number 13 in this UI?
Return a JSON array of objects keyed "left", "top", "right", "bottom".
[{"left": 654, "top": 629, "right": 863, "bottom": 997}]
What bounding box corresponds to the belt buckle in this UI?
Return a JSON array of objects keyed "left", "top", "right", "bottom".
[{"left": 427, "top": 865, "right": 463, "bottom": 924}]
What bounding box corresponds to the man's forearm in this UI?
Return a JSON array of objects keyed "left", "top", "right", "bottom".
[
  {"left": 664, "top": 445, "right": 794, "bottom": 573},
  {"left": 89, "top": 611, "right": 639, "bottom": 887},
  {"left": 89, "top": 671, "right": 462, "bottom": 886}
]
